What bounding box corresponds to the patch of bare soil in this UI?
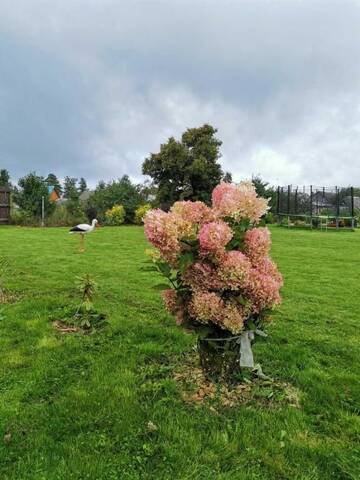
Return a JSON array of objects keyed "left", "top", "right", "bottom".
[{"left": 0, "top": 292, "right": 20, "bottom": 304}]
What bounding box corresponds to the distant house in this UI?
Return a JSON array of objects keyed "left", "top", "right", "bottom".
[
  {"left": 56, "top": 190, "right": 93, "bottom": 206},
  {"left": 79, "top": 190, "right": 93, "bottom": 202},
  {"left": 48, "top": 186, "right": 60, "bottom": 203}
]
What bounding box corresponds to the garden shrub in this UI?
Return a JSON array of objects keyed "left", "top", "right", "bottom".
[
  {"left": 105, "top": 204, "right": 125, "bottom": 225},
  {"left": 144, "top": 181, "right": 283, "bottom": 379},
  {"left": 135, "top": 204, "right": 152, "bottom": 224},
  {"left": 47, "top": 204, "right": 87, "bottom": 227},
  {"left": 10, "top": 209, "right": 37, "bottom": 226},
  {"left": 264, "top": 212, "right": 275, "bottom": 224}
]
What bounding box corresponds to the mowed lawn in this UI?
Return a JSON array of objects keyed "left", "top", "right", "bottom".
[{"left": 0, "top": 225, "right": 359, "bottom": 480}]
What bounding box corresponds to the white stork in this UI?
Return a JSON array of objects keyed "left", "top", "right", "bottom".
[{"left": 69, "top": 219, "right": 98, "bottom": 253}]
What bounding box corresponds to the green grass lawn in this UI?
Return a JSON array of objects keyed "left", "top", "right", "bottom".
[{"left": 0, "top": 225, "right": 359, "bottom": 480}]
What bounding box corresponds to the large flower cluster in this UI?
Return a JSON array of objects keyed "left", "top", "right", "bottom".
[
  {"left": 144, "top": 181, "right": 282, "bottom": 335},
  {"left": 198, "top": 220, "right": 233, "bottom": 259},
  {"left": 212, "top": 181, "right": 269, "bottom": 223}
]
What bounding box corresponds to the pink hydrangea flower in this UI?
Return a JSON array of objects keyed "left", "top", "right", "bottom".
[
  {"left": 171, "top": 201, "right": 214, "bottom": 225},
  {"left": 161, "top": 289, "right": 178, "bottom": 314},
  {"left": 212, "top": 181, "right": 269, "bottom": 223},
  {"left": 244, "top": 227, "right": 271, "bottom": 264},
  {"left": 188, "top": 291, "right": 224, "bottom": 324},
  {"left": 198, "top": 220, "right": 233, "bottom": 258},
  {"left": 183, "top": 261, "right": 224, "bottom": 291},
  {"left": 144, "top": 183, "right": 282, "bottom": 335},
  {"left": 144, "top": 209, "right": 194, "bottom": 264},
  {"left": 246, "top": 268, "right": 282, "bottom": 313},
  {"left": 218, "top": 250, "right": 251, "bottom": 290},
  {"left": 257, "top": 257, "right": 283, "bottom": 286},
  {"left": 217, "top": 302, "right": 247, "bottom": 334},
  {"left": 144, "top": 209, "right": 181, "bottom": 264}
]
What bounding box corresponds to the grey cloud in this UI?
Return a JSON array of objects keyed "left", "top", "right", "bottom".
[{"left": 1, "top": 0, "right": 360, "bottom": 187}]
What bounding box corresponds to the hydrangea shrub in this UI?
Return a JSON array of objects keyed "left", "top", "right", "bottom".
[{"left": 144, "top": 181, "right": 283, "bottom": 374}]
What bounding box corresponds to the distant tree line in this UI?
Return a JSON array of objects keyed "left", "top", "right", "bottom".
[{"left": 1, "top": 124, "right": 282, "bottom": 226}]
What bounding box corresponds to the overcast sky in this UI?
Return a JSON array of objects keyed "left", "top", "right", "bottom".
[{"left": 1, "top": 0, "right": 360, "bottom": 187}]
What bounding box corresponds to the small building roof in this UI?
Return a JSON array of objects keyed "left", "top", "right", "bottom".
[{"left": 79, "top": 190, "right": 93, "bottom": 201}]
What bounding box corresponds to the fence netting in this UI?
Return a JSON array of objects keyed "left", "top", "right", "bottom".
[{"left": 277, "top": 186, "right": 357, "bottom": 218}]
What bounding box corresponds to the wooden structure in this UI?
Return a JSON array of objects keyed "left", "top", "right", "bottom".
[
  {"left": 0, "top": 187, "right": 10, "bottom": 224},
  {"left": 48, "top": 186, "right": 60, "bottom": 203}
]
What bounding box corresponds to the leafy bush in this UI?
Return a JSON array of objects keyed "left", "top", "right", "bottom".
[
  {"left": 264, "top": 212, "right": 275, "bottom": 224},
  {"left": 47, "top": 204, "right": 87, "bottom": 227},
  {"left": 105, "top": 204, "right": 125, "bottom": 225},
  {"left": 10, "top": 208, "right": 38, "bottom": 226},
  {"left": 135, "top": 204, "right": 152, "bottom": 224},
  {"left": 13, "top": 172, "right": 55, "bottom": 219},
  {"left": 87, "top": 175, "right": 145, "bottom": 223}
]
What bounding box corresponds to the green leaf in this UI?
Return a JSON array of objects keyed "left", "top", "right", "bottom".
[
  {"left": 152, "top": 284, "right": 171, "bottom": 291},
  {"left": 157, "top": 263, "right": 171, "bottom": 278},
  {"left": 178, "top": 252, "right": 194, "bottom": 274},
  {"left": 197, "top": 325, "right": 214, "bottom": 339}
]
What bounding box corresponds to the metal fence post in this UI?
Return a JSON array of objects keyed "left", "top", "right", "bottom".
[{"left": 41, "top": 196, "right": 45, "bottom": 227}]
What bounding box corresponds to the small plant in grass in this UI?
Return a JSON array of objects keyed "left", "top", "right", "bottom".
[
  {"left": 54, "top": 274, "right": 106, "bottom": 332},
  {"left": 144, "top": 181, "right": 283, "bottom": 381}
]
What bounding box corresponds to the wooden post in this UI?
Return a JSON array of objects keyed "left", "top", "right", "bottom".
[
  {"left": 41, "top": 196, "right": 45, "bottom": 227},
  {"left": 80, "top": 234, "right": 85, "bottom": 253},
  {"left": 310, "top": 185, "right": 313, "bottom": 228},
  {"left": 287, "top": 185, "right": 291, "bottom": 227}
]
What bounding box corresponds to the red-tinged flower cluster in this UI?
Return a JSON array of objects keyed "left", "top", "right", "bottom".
[
  {"left": 198, "top": 220, "right": 233, "bottom": 259},
  {"left": 188, "top": 291, "right": 224, "bottom": 324},
  {"left": 144, "top": 181, "right": 283, "bottom": 335},
  {"left": 244, "top": 227, "right": 271, "bottom": 264},
  {"left": 182, "top": 262, "right": 224, "bottom": 291},
  {"left": 171, "top": 200, "right": 214, "bottom": 224},
  {"left": 212, "top": 181, "right": 269, "bottom": 223},
  {"left": 161, "top": 289, "right": 178, "bottom": 314},
  {"left": 218, "top": 251, "right": 252, "bottom": 290}
]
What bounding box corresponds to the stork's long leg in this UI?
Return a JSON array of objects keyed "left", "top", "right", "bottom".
[{"left": 79, "top": 234, "right": 85, "bottom": 253}]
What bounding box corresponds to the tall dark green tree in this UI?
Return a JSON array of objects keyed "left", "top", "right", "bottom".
[
  {"left": 63, "top": 176, "right": 84, "bottom": 217},
  {"left": 79, "top": 177, "right": 87, "bottom": 193},
  {"left": 63, "top": 177, "right": 79, "bottom": 200},
  {"left": 0, "top": 169, "right": 11, "bottom": 187},
  {"left": 45, "top": 173, "right": 62, "bottom": 195},
  {"left": 252, "top": 175, "right": 277, "bottom": 211},
  {"left": 13, "top": 172, "right": 55, "bottom": 218},
  {"left": 142, "top": 124, "right": 230, "bottom": 209}
]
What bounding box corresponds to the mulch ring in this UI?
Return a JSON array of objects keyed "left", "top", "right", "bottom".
[
  {"left": 52, "top": 320, "right": 84, "bottom": 334},
  {"left": 174, "top": 354, "right": 301, "bottom": 410}
]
